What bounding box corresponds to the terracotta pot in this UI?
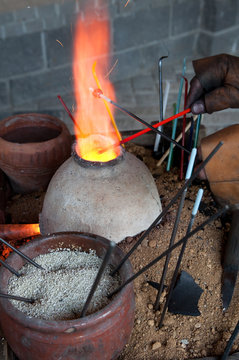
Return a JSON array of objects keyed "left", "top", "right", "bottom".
[
  {"left": 0, "top": 113, "right": 72, "bottom": 193},
  {"left": 0, "top": 232, "right": 135, "bottom": 360}
]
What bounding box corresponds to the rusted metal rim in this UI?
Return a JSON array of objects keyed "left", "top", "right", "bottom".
[{"left": 71, "top": 142, "right": 124, "bottom": 168}]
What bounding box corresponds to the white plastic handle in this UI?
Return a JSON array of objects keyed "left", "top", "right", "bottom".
[{"left": 185, "top": 147, "right": 197, "bottom": 180}]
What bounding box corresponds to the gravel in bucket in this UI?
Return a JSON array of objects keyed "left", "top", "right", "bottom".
[{"left": 7, "top": 248, "right": 121, "bottom": 320}]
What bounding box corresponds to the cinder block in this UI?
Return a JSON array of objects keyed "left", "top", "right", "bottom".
[
  {"left": 37, "top": 92, "right": 75, "bottom": 111},
  {"left": 36, "top": 3, "right": 57, "bottom": 20},
  {"left": 10, "top": 66, "right": 72, "bottom": 106},
  {"left": 113, "top": 5, "right": 170, "bottom": 51},
  {"left": 210, "top": 27, "right": 239, "bottom": 54},
  {"left": 0, "top": 82, "right": 9, "bottom": 108},
  {"left": 110, "top": 47, "right": 145, "bottom": 82},
  {"left": 45, "top": 26, "right": 72, "bottom": 67},
  {"left": 58, "top": 0, "right": 78, "bottom": 23},
  {"left": 24, "top": 19, "right": 44, "bottom": 34},
  {"left": 166, "top": 33, "right": 196, "bottom": 59},
  {"left": 115, "top": 0, "right": 136, "bottom": 16},
  {"left": 15, "top": 7, "right": 36, "bottom": 21},
  {"left": 135, "top": 92, "right": 159, "bottom": 107},
  {"left": 195, "top": 32, "right": 212, "bottom": 57},
  {"left": 0, "top": 11, "right": 14, "bottom": 25},
  {"left": 131, "top": 74, "right": 157, "bottom": 93},
  {"left": 201, "top": 0, "right": 238, "bottom": 32},
  {"left": 172, "top": 0, "right": 201, "bottom": 36},
  {"left": 113, "top": 78, "right": 136, "bottom": 105},
  {"left": 43, "top": 13, "right": 65, "bottom": 31},
  {"left": 4, "top": 22, "right": 25, "bottom": 38},
  {"left": 0, "top": 32, "right": 43, "bottom": 78}
]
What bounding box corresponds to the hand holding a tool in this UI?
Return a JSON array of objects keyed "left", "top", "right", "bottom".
[{"left": 186, "top": 53, "right": 239, "bottom": 114}]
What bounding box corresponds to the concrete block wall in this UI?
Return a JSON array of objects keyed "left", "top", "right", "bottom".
[{"left": 0, "top": 0, "right": 238, "bottom": 137}]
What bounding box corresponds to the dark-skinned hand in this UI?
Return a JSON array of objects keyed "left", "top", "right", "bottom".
[{"left": 186, "top": 53, "right": 239, "bottom": 114}]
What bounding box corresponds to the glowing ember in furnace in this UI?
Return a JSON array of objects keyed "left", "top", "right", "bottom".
[{"left": 73, "top": 7, "right": 121, "bottom": 162}]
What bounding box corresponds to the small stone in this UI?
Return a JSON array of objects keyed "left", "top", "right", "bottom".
[
  {"left": 195, "top": 323, "right": 201, "bottom": 328},
  {"left": 147, "top": 303, "right": 153, "bottom": 310},
  {"left": 223, "top": 331, "right": 231, "bottom": 341},
  {"left": 167, "top": 338, "right": 176, "bottom": 347},
  {"left": 152, "top": 341, "right": 161, "bottom": 350},
  {"left": 148, "top": 319, "right": 154, "bottom": 326},
  {"left": 180, "top": 339, "right": 189, "bottom": 345},
  {"left": 211, "top": 327, "right": 216, "bottom": 334},
  {"left": 136, "top": 319, "right": 141, "bottom": 324},
  {"left": 149, "top": 240, "right": 157, "bottom": 248}
]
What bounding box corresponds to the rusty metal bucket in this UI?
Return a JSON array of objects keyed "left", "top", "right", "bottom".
[{"left": 0, "top": 232, "right": 135, "bottom": 360}]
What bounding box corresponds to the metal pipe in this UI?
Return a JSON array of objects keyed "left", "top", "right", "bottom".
[
  {"left": 0, "top": 238, "right": 44, "bottom": 270},
  {"left": 80, "top": 241, "right": 115, "bottom": 318}
]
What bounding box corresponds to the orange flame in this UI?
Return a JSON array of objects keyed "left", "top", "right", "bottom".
[
  {"left": 0, "top": 224, "right": 40, "bottom": 260},
  {"left": 0, "top": 224, "right": 40, "bottom": 241},
  {"left": 73, "top": 7, "right": 121, "bottom": 162}
]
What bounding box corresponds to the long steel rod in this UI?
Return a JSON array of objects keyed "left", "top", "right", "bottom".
[
  {"left": 0, "top": 292, "right": 34, "bottom": 303},
  {"left": 154, "top": 56, "right": 168, "bottom": 153},
  {"left": 91, "top": 90, "right": 190, "bottom": 154},
  {"left": 167, "top": 57, "right": 187, "bottom": 171},
  {"left": 111, "top": 141, "right": 223, "bottom": 277},
  {"left": 158, "top": 188, "right": 204, "bottom": 328},
  {"left": 0, "top": 258, "right": 20, "bottom": 277},
  {"left": 80, "top": 241, "right": 115, "bottom": 318},
  {"left": 109, "top": 206, "right": 227, "bottom": 298},
  {"left": 154, "top": 148, "right": 197, "bottom": 310},
  {"left": 0, "top": 238, "right": 44, "bottom": 270},
  {"left": 180, "top": 76, "right": 188, "bottom": 180}
]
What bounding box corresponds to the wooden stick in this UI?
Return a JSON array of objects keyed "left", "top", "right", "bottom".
[{"left": 156, "top": 117, "right": 197, "bottom": 167}]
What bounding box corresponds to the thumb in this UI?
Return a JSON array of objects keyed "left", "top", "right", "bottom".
[{"left": 186, "top": 76, "right": 204, "bottom": 109}]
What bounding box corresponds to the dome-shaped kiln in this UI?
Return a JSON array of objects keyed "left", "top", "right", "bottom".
[{"left": 40, "top": 147, "right": 162, "bottom": 243}]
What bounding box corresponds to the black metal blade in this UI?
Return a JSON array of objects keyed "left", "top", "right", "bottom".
[{"left": 222, "top": 266, "right": 238, "bottom": 312}]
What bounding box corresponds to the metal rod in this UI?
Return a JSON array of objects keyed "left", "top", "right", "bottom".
[
  {"left": 154, "top": 56, "right": 168, "bottom": 153},
  {"left": 157, "top": 120, "right": 194, "bottom": 167},
  {"left": 109, "top": 206, "right": 227, "bottom": 298},
  {"left": 154, "top": 80, "right": 170, "bottom": 152},
  {"left": 221, "top": 319, "right": 239, "bottom": 360},
  {"left": 0, "top": 238, "right": 44, "bottom": 270},
  {"left": 167, "top": 57, "right": 187, "bottom": 171},
  {"left": 180, "top": 76, "right": 188, "bottom": 180},
  {"left": 193, "top": 114, "right": 202, "bottom": 148},
  {"left": 111, "top": 141, "right": 223, "bottom": 277},
  {"left": 90, "top": 88, "right": 190, "bottom": 154},
  {"left": 120, "top": 107, "right": 190, "bottom": 146},
  {"left": 0, "top": 292, "right": 34, "bottom": 303},
  {"left": 188, "top": 117, "right": 194, "bottom": 152},
  {"left": 57, "top": 95, "right": 81, "bottom": 132},
  {"left": 158, "top": 188, "right": 204, "bottom": 328},
  {"left": 0, "top": 258, "right": 20, "bottom": 277},
  {"left": 80, "top": 241, "right": 115, "bottom": 318},
  {"left": 154, "top": 148, "right": 197, "bottom": 310}
]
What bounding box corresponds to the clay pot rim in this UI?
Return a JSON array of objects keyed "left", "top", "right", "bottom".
[
  {"left": 0, "top": 113, "right": 68, "bottom": 147},
  {"left": 0, "top": 231, "right": 134, "bottom": 333}
]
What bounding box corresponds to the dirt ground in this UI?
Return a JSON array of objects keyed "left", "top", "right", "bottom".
[{"left": 2, "top": 143, "right": 239, "bottom": 360}]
